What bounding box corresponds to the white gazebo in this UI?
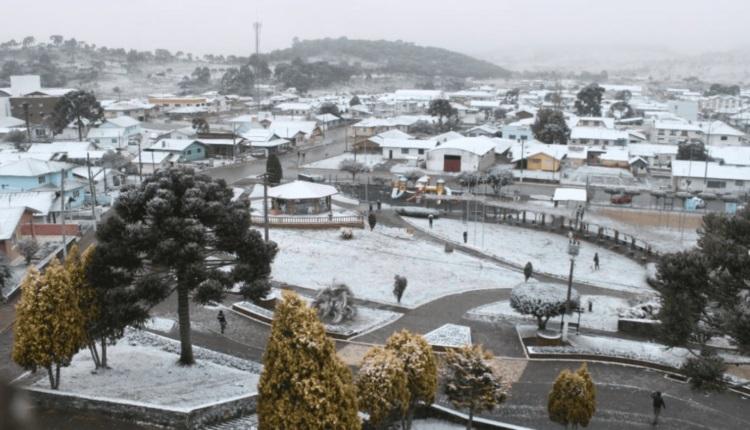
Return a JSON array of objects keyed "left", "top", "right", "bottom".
[{"left": 267, "top": 180, "right": 338, "bottom": 215}]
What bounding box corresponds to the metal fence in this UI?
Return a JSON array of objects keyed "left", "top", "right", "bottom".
[{"left": 250, "top": 215, "right": 364, "bottom": 228}]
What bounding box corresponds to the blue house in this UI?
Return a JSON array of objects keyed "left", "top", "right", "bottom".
[
  {"left": 0, "top": 158, "right": 86, "bottom": 209},
  {"left": 145, "top": 139, "right": 207, "bottom": 162}
]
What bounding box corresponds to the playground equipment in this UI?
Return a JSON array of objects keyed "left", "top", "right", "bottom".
[{"left": 390, "top": 175, "right": 452, "bottom": 203}]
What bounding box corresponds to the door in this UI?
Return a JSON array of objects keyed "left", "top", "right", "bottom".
[
  {"left": 389, "top": 150, "right": 393, "bottom": 160},
  {"left": 444, "top": 155, "right": 461, "bottom": 172}
]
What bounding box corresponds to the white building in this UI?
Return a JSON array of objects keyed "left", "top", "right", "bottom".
[
  {"left": 651, "top": 120, "right": 703, "bottom": 145},
  {"left": 671, "top": 160, "right": 750, "bottom": 194},
  {"left": 381, "top": 138, "right": 436, "bottom": 161},
  {"left": 698, "top": 121, "right": 745, "bottom": 146},
  {"left": 426, "top": 137, "right": 496, "bottom": 173},
  {"left": 570, "top": 127, "right": 629, "bottom": 146}
]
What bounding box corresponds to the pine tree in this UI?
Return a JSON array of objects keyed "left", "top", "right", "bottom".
[
  {"left": 548, "top": 364, "right": 596, "bottom": 428},
  {"left": 444, "top": 345, "right": 508, "bottom": 430},
  {"left": 12, "top": 260, "right": 86, "bottom": 389},
  {"left": 93, "top": 167, "right": 277, "bottom": 365},
  {"left": 258, "top": 291, "right": 360, "bottom": 429},
  {"left": 266, "top": 153, "right": 283, "bottom": 184},
  {"left": 357, "top": 346, "right": 409, "bottom": 429},
  {"left": 385, "top": 330, "right": 438, "bottom": 430}
]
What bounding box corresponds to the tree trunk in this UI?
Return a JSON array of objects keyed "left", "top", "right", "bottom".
[
  {"left": 537, "top": 315, "right": 545, "bottom": 330},
  {"left": 77, "top": 115, "right": 83, "bottom": 142},
  {"left": 466, "top": 406, "right": 474, "bottom": 430},
  {"left": 177, "top": 284, "right": 194, "bottom": 365},
  {"left": 47, "top": 366, "right": 56, "bottom": 389},
  {"left": 88, "top": 341, "right": 101, "bottom": 369},
  {"left": 101, "top": 338, "right": 108, "bottom": 368},
  {"left": 55, "top": 364, "right": 61, "bottom": 389},
  {"left": 405, "top": 400, "right": 416, "bottom": 430}
]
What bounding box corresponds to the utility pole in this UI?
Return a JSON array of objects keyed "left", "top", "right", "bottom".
[
  {"left": 86, "top": 153, "right": 98, "bottom": 231},
  {"left": 262, "top": 173, "right": 269, "bottom": 242},
  {"left": 60, "top": 168, "right": 67, "bottom": 258},
  {"left": 137, "top": 139, "right": 143, "bottom": 183}
]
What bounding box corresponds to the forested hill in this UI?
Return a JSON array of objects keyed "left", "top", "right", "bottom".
[{"left": 265, "top": 38, "right": 511, "bottom": 79}]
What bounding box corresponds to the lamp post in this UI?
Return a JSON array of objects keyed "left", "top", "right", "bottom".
[{"left": 560, "top": 232, "right": 580, "bottom": 340}]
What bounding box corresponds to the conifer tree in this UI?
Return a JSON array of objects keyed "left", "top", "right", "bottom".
[
  {"left": 357, "top": 346, "right": 409, "bottom": 429},
  {"left": 266, "top": 153, "right": 283, "bottom": 184},
  {"left": 548, "top": 364, "right": 596, "bottom": 428},
  {"left": 258, "top": 291, "right": 360, "bottom": 429},
  {"left": 65, "top": 245, "right": 102, "bottom": 369},
  {"left": 385, "top": 330, "right": 438, "bottom": 430},
  {"left": 12, "top": 260, "right": 86, "bottom": 389},
  {"left": 444, "top": 345, "right": 508, "bottom": 430}
]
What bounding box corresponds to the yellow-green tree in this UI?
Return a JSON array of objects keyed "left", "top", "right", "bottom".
[
  {"left": 12, "top": 259, "right": 86, "bottom": 389},
  {"left": 65, "top": 245, "right": 101, "bottom": 369},
  {"left": 444, "top": 345, "right": 508, "bottom": 430},
  {"left": 385, "top": 330, "right": 438, "bottom": 430},
  {"left": 548, "top": 363, "right": 597, "bottom": 428},
  {"left": 356, "top": 346, "right": 409, "bottom": 429},
  {"left": 257, "top": 291, "right": 360, "bottom": 429}
]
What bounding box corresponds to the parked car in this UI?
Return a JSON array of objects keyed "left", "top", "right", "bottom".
[{"left": 610, "top": 194, "right": 632, "bottom": 204}]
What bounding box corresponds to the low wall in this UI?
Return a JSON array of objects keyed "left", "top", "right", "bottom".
[
  {"left": 26, "top": 387, "right": 257, "bottom": 430},
  {"left": 20, "top": 223, "right": 81, "bottom": 236},
  {"left": 617, "top": 318, "right": 661, "bottom": 339}
]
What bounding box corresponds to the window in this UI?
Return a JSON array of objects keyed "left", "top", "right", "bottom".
[
  {"left": 196, "top": 148, "right": 201, "bottom": 153},
  {"left": 401, "top": 148, "right": 409, "bottom": 154},
  {"left": 111, "top": 138, "right": 117, "bottom": 143},
  {"left": 509, "top": 134, "right": 516, "bottom": 140},
  {"left": 38, "top": 175, "right": 46, "bottom": 184},
  {"left": 721, "top": 136, "right": 728, "bottom": 141},
  {"left": 670, "top": 130, "right": 676, "bottom": 136},
  {"left": 681, "top": 131, "right": 688, "bottom": 136},
  {"left": 707, "top": 180, "right": 726, "bottom": 189},
  {"left": 418, "top": 149, "right": 425, "bottom": 155},
  {"left": 34, "top": 129, "right": 46, "bottom": 137},
  {"left": 736, "top": 180, "right": 744, "bottom": 186},
  {"left": 72, "top": 190, "right": 80, "bottom": 198},
  {"left": 658, "top": 130, "right": 665, "bottom": 135},
  {"left": 187, "top": 150, "right": 192, "bottom": 155}
]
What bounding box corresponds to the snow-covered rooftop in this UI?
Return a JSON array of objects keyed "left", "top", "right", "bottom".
[
  {"left": 671, "top": 160, "right": 750, "bottom": 181},
  {"left": 267, "top": 180, "right": 338, "bottom": 200},
  {"left": 0, "top": 207, "right": 24, "bottom": 240},
  {"left": 553, "top": 187, "right": 587, "bottom": 202},
  {"left": 432, "top": 136, "right": 496, "bottom": 156}
]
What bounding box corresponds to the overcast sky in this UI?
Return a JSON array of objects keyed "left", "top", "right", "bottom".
[{"left": 2, "top": 0, "right": 748, "bottom": 58}]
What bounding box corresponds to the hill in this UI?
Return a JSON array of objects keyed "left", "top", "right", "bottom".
[{"left": 265, "top": 37, "right": 511, "bottom": 79}]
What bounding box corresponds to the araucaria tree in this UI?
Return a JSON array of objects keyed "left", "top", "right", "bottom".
[
  {"left": 94, "top": 167, "right": 277, "bottom": 365},
  {"left": 258, "top": 291, "right": 360, "bottom": 429},
  {"left": 548, "top": 363, "right": 596, "bottom": 428},
  {"left": 531, "top": 109, "right": 570, "bottom": 145},
  {"left": 13, "top": 261, "right": 86, "bottom": 389},
  {"left": 265, "top": 153, "right": 283, "bottom": 184},
  {"left": 444, "top": 345, "right": 508, "bottom": 430},
  {"left": 385, "top": 330, "right": 438, "bottom": 430},
  {"left": 357, "top": 346, "right": 409, "bottom": 429},
  {"left": 510, "top": 281, "right": 580, "bottom": 330},
  {"left": 428, "top": 99, "right": 457, "bottom": 131},
  {"left": 654, "top": 206, "right": 750, "bottom": 390},
  {"left": 574, "top": 83, "right": 605, "bottom": 117},
  {"left": 49, "top": 90, "right": 104, "bottom": 141}
]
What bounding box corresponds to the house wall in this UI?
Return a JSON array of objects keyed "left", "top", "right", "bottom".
[
  {"left": 673, "top": 176, "right": 749, "bottom": 194},
  {"left": 381, "top": 146, "right": 426, "bottom": 161},
  {"left": 526, "top": 153, "right": 561, "bottom": 172},
  {"left": 180, "top": 142, "right": 207, "bottom": 161},
  {"left": 501, "top": 124, "right": 533, "bottom": 141},
  {"left": 0, "top": 171, "right": 85, "bottom": 208},
  {"left": 707, "top": 134, "right": 743, "bottom": 147},
  {"left": 426, "top": 149, "right": 492, "bottom": 172}
]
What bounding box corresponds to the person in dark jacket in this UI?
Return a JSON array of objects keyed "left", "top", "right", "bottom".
[
  {"left": 593, "top": 252, "right": 600, "bottom": 270},
  {"left": 217, "top": 310, "right": 227, "bottom": 334},
  {"left": 428, "top": 214, "right": 434, "bottom": 228},
  {"left": 463, "top": 231, "right": 468, "bottom": 244},
  {"left": 652, "top": 391, "right": 666, "bottom": 425}
]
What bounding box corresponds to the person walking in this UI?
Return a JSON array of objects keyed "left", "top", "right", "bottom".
[
  {"left": 428, "top": 214, "right": 434, "bottom": 228},
  {"left": 376, "top": 199, "right": 382, "bottom": 211},
  {"left": 463, "top": 230, "right": 468, "bottom": 244},
  {"left": 217, "top": 310, "right": 227, "bottom": 334},
  {"left": 593, "top": 252, "right": 600, "bottom": 271},
  {"left": 651, "top": 391, "right": 666, "bottom": 425}
]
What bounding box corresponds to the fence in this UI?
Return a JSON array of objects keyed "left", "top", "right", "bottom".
[{"left": 250, "top": 215, "right": 364, "bottom": 228}]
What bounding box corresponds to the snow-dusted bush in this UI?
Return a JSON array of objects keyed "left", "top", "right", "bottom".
[
  {"left": 339, "top": 227, "right": 353, "bottom": 240},
  {"left": 395, "top": 206, "right": 440, "bottom": 218},
  {"left": 510, "top": 281, "right": 579, "bottom": 330},
  {"left": 618, "top": 293, "right": 660, "bottom": 320},
  {"left": 311, "top": 283, "right": 357, "bottom": 324}
]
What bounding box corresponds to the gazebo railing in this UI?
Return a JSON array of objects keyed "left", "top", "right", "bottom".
[{"left": 251, "top": 214, "right": 364, "bottom": 226}]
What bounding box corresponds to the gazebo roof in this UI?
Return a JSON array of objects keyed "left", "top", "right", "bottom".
[{"left": 267, "top": 180, "right": 338, "bottom": 200}]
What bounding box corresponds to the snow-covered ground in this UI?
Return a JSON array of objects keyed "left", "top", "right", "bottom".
[
  {"left": 303, "top": 152, "right": 385, "bottom": 170},
  {"left": 144, "top": 317, "right": 176, "bottom": 332},
  {"left": 424, "top": 324, "right": 472, "bottom": 348},
  {"left": 403, "top": 217, "right": 650, "bottom": 293},
  {"left": 467, "top": 295, "right": 629, "bottom": 332},
  {"left": 412, "top": 419, "right": 464, "bottom": 430},
  {"left": 30, "top": 330, "right": 260, "bottom": 410},
  {"left": 265, "top": 225, "right": 522, "bottom": 308}
]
